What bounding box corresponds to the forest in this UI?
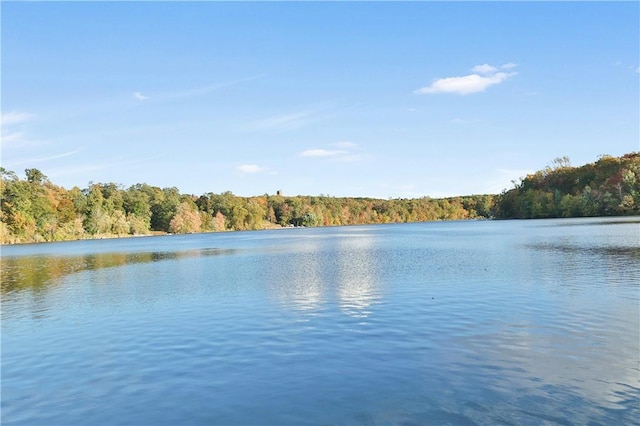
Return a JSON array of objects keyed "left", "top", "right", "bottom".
[
  {"left": 496, "top": 152, "right": 639, "bottom": 219},
  {"left": 1, "top": 153, "right": 638, "bottom": 244}
]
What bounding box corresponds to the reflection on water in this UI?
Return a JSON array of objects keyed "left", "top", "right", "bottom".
[
  {"left": 270, "top": 247, "right": 327, "bottom": 312},
  {"left": 527, "top": 242, "right": 640, "bottom": 257},
  {"left": 1, "top": 248, "right": 235, "bottom": 294},
  {"left": 539, "top": 217, "right": 640, "bottom": 227},
  {"left": 264, "top": 233, "right": 381, "bottom": 317},
  {"left": 335, "top": 235, "right": 379, "bottom": 318}
]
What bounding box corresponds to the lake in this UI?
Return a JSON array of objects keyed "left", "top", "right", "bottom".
[{"left": 1, "top": 217, "right": 639, "bottom": 425}]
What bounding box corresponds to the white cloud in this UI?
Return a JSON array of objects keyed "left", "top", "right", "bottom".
[
  {"left": 417, "top": 72, "right": 515, "bottom": 95},
  {"left": 1, "top": 111, "right": 33, "bottom": 126},
  {"left": 133, "top": 92, "right": 148, "bottom": 101},
  {"left": 416, "top": 63, "right": 517, "bottom": 95},
  {"left": 300, "top": 142, "right": 369, "bottom": 163},
  {"left": 236, "top": 164, "right": 266, "bottom": 174},
  {"left": 472, "top": 64, "right": 499, "bottom": 75},
  {"left": 301, "top": 149, "right": 347, "bottom": 157},
  {"left": 501, "top": 62, "right": 518, "bottom": 69}
]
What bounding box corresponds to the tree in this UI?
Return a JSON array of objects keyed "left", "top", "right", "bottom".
[
  {"left": 85, "top": 205, "right": 112, "bottom": 235},
  {"left": 123, "top": 184, "right": 151, "bottom": 232},
  {"left": 111, "top": 210, "right": 130, "bottom": 236},
  {"left": 25, "top": 168, "right": 48, "bottom": 184},
  {"left": 212, "top": 211, "right": 226, "bottom": 231},
  {"left": 169, "top": 201, "right": 202, "bottom": 234},
  {"left": 552, "top": 156, "right": 571, "bottom": 169},
  {"left": 496, "top": 152, "right": 639, "bottom": 218},
  {"left": 151, "top": 187, "right": 181, "bottom": 232}
]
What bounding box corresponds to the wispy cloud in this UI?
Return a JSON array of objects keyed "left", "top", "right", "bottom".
[
  {"left": 300, "top": 142, "right": 367, "bottom": 163},
  {"left": 28, "top": 149, "right": 81, "bottom": 163},
  {"left": 247, "top": 101, "right": 346, "bottom": 133},
  {"left": 416, "top": 63, "right": 517, "bottom": 95},
  {"left": 301, "top": 149, "right": 348, "bottom": 158},
  {"left": 1, "top": 111, "right": 33, "bottom": 126},
  {"left": 162, "top": 82, "right": 237, "bottom": 100},
  {"left": 236, "top": 164, "right": 267, "bottom": 174},
  {"left": 249, "top": 110, "right": 321, "bottom": 132},
  {"left": 1, "top": 132, "right": 25, "bottom": 144},
  {"left": 4, "top": 149, "right": 82, "bottom": 168},
  {"left": 1, "top": 111, "right": 40, "bottom": 148},
  {"left": 140, "top": 75, "right": 263, "bottom": 103}
]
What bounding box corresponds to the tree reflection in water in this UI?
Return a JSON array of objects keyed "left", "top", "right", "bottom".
[{"left": 1, "top": 248, "right": 235, "bottom": 295}]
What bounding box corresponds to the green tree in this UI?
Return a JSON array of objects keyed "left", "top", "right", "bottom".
[
  {"left": 111, "top": 210, "right": 130, "bottom": 236},
  {"left": 151, "top": 187, "right": 181, "bottom": 232},
  {"left": 25, "top": 168, "right": 48, "bottom": 184}
]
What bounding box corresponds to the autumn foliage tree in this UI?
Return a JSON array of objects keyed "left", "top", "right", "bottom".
[
  {"left": 169, "top": 201, "right": 202, "bottom": 234},
  {"left": 2, "top": 153, "right": 637, "bottom": 244},
  {"left": 495, "top": 153, "right": 639, "bottom": 218}
]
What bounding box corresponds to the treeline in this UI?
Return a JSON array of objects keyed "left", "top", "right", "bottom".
[
  {"left": 0, "top": 167, "right": 494, "bottom": 244},
  {"left": 1, "top": 153, "right": 637, "bottom": 244},
  {"left": 495, "top": 153, "right": 640, "bottom": 219}
]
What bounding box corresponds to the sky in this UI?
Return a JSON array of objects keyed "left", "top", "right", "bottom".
[{"left": 1, "top": 1, "right": 639, "bottom": 199}]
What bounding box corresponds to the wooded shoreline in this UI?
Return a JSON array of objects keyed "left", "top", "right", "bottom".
[{"left": 2, "top": 153, "right": 638, "bottom": 244}]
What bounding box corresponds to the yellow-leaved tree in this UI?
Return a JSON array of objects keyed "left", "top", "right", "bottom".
[{"left": 169, "top": 201, "right": 201, "bottom": 234}]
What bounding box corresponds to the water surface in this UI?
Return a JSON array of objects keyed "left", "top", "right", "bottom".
[{"left": 2, "top": 218, "right": 639, "bottom": 425}]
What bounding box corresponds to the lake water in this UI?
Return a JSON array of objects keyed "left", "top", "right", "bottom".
[{"left": 2, "top": 218, "right": 639, "bottom": 425}]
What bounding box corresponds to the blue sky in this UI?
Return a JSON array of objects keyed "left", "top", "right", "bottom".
[{"left": 2, "top": 2, "right": 638, "bottom": 198}]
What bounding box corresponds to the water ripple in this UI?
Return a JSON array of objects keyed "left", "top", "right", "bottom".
[{"left": 2, "top": 219, "right": 639, "bottom": 425}]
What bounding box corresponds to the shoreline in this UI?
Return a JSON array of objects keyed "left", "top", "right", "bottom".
[{"left": 3, "top": 215, "right": 639, "bottom": 246}]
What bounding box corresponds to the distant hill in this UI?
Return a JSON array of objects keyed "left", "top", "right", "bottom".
[{"left": 495, "top": 153, "right": 639, "bottom": 218}]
